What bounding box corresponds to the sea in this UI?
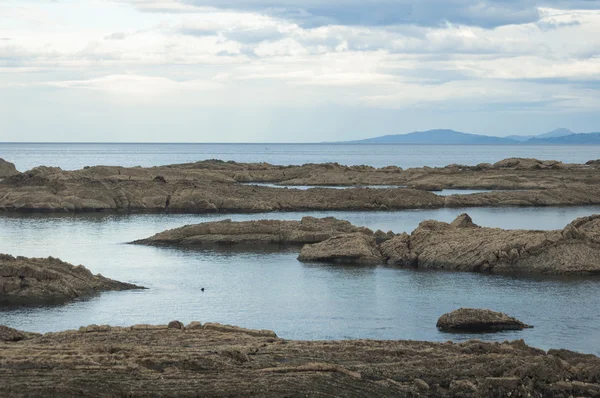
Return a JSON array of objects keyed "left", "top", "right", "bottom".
[{"left": 1, "top": 143, "right": 599, "bottom": 355}]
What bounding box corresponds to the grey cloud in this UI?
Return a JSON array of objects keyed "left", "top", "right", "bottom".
[
  {"left": 537, "top": 19, "right": 581, "bottom": 31},
  {"left": 125, "top": 0, "right": 600, "bottom": 28},
  {"left": 104, "top": 32, "right": 128, "bottom": 40}
]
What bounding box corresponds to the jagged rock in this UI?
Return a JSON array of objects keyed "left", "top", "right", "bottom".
[
  {"left": 409, "top": 214, "right": 600, "bottom": 274},
  {"left": 379, "top": 233, "right": 417, "bottom": 267},
  {"left": 132, "top": 217, "right": 375, "bottom": 247},
  {"left": 492, "top": 158, "right": 564, "bottom": 170},
  {"left": 436, "top": 308, "right": 533, "bottom": 332},
  {"left": 298, "top": 233, "right": 383, "bottom": 265},
  {"left": 0, "top": 322, "right": 598, "bottom": 397},
  {"left": 0, "top": 254, "right": 145, "bottom": 305},
  {"left": 450, "top": 213, "right": 477, "bottom": 228},
  {"left": 0, "top": 158, "right": 19, "bottom": 178}
]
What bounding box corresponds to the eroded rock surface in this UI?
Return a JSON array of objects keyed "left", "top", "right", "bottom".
[
  {"left": 0, "top": 254, "right": 145, "bottom": 305},
  {"left": 1, "top": 322, "right": 599, "bottom": 397},
  {"left": 133, "top": 217, "right": 375, "bottom": 247},
  {"left": 437, "top": 308, "right": 533, "bottom": 332},
  {"left": 298, "top": 233, "right": 384, "bottom": 264},
  {"left": 297, "top": 213, "right": 600, "bottom": 274},
  {"left": 2, "top": 157, "right": 600, "bottom": 212},
  {"left": 0, "top": 158, "right": 19, "bottom": 178}
]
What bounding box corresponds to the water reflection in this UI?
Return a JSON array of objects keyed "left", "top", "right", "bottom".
[{"left": 1, "top": 208, "right": 600, "bottom": 355}]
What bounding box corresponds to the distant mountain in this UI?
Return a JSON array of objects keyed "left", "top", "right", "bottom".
[
  {"left": 345, "top": 129, "right": 518, "bottom": 145},
  {"left": 525, "top": 132, "right": 600, "bottom": 144},
  {"left": 506, "top": 128, "right": 574, "bottom": 142},
  {"left": 537, "top": 128, "right": 574, "bottom": 139}
]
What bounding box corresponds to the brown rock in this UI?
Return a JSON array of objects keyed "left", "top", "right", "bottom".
[
  {"left": 298, "top": 233, "right": 383, "bottom": 265},
  {"left": 168, "top": 321, "right": 185, "bottom": 330},
  {"left": 0, "top": 325, "right": 26, "bottom": 341},
  {"left": 0, "top": 158, "right": 19, "bottom": 178},
  {"left": 132, "top": 216, "right": 374, "bottom": 247},
  {"left": 436, "top": 308, "right": 533, "bottom": 332},
  {"left": 409, "top": 213, "right": 600, "bottom": 274},
  {"left": 0, "top": 322, "right": 598, "bottom": 397},
  {"left": 0, "top": 254, "right": 145, "bottom": 305},
  {"left": 379, "top": 233, "right": 417, "bottom": 267}
]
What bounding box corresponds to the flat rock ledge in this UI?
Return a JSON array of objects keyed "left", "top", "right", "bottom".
[
  {"left": 132, "top": 216, "right": 385, "bottom": 247},
  {"left": 0, "top": 254, "right": 145, "bottom": 305},
  {"left": 437, "top": 308, "right": 533, "bottom": 332},
  {"left": 298, "top": 213, "right": 600, "bottom": 275},
  {"left": 2, "top": 322, "right": 599, "bottom": 397},
  {"left": 3, "top": 157, "right": 600, "bottom": 213}
]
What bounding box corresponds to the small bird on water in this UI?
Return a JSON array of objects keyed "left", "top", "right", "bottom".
[{"left": 201, "top": 288, "right": 205, "bottom": 292}]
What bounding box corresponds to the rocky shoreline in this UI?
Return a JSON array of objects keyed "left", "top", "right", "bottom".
[
  {"left": 0, "top": 254, "right": 145, "bottom": 305},
  {"left": 1, "top": 321, "right": 599, "bottom": 397},
  {"left": 134, "top": 213, "right": 600, "bottom": 275},
  {"left": 2, "top": 157, "right": 600, "bottom": 213}
]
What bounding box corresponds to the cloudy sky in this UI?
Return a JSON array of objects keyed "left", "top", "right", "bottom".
[{"left": 1, "top": 0, "right": 599, "bottom": 142}]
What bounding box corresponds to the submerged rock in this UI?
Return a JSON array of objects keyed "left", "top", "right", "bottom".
[
  {"left": 0, "top": 254, "right": 145, "bottom": 305},
  {"left": 437, "top": 308, "right": 533, "bottom": 332},
  {"left": 132, "top": 216, "right": 377, "bottom": 247},
  {"left": 0, "top": 321, "right": 598, "bottom": 397}
]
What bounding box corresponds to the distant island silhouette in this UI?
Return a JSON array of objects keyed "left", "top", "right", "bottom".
[{"left": 336, "top": 128, "right": 600, "bottom": 145}]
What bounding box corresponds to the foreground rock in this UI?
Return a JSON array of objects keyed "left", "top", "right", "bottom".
[
  {"left": 133, "top": 216, "right": 377, "bottom": 247},
  {"left": 437, "top": 309, "right": 533, "bottom": 332},
  {"left": 0, "top": 158, "right": 19, "bottom": 178},
  {"left": 1, "top": 322, "right": 599, "bottom": 397},
  {"left": 2, "top": 157, "right": 600, "bottom": 212},
  {"left": 298, "top": 213, "right": 600, "bottom": 275},
  {"left": 0, "top": 254, "right": 145, "bottom": 305}
]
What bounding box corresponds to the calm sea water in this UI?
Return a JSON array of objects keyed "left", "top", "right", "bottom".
[
  {"left": 2, "top": 207, "right": 600, "bottom": 355},
  {"left": 1, "top": 143, "right": 599, "bottom": 171}
]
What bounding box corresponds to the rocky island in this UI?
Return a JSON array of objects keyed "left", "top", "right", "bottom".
[
  {"left": 132, "top": 216, "right": 377, "bottom": 247},
  {"left": 436, "top": 308, "right": 533, "bottom": 332},
  {"left": 134, "top": 213, "right": 600, "bottom": 275},
  {"left": 0, "top": 254, "right": 145, "bottom": 305},
  {"left": 2, "top": 157, "right": 600, "bottom": 212},
  {"left": 1, "top": 321, "right": 599, "bottom": 397}
]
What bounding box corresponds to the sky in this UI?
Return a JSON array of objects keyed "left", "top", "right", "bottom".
[{"left": 1, "top": 0, "right": 599, "bottom": 142}]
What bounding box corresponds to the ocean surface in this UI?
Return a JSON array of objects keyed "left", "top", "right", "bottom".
[
  {"left": 2, "top": 207, "right": 600, "bottom": 355},
  {"left": 1, "top": 142, "right": 599, "bottom": 171},
  {"left": 1, "top": 143, "right": 599, "bottom": 355}
]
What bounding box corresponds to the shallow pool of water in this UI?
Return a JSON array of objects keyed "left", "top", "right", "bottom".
[{"left": 1, "top": 207, "right": 600, "bottom": 355}]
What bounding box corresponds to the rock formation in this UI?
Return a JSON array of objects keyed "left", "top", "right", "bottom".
[
  {"left": 298, "top": 213, "right": 600, "bottom": 275},
  {"left": 0, "top": 254, "right": 145, "bottom": 305},
  {"left": 0, "top": 158, "right": 19, "bottom": 178},
  {"left": 132, "top": 217, "right": 376, "bottom": 247},
  {"left": 2, "top": 157, "right": 600, "bottom": 212},
  {"left": 297, "top": 233, "right": 384, "bottom": 264},
  {"left": 436, "top": 308, "right": 533, "bottom": 332},
  {"left": 1, "top": 321, "right": 598, "bottom": 397}
]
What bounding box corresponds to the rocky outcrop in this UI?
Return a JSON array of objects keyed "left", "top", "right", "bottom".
[
  {"left": 1, "top": 322, "right": 599, "bottom": 397},
  {"left": 297, "top": 213, "right": 600, "bottom": 274},
  {"left": 2, "top": 157, "right": 600, "bottom": 212},
  {"left": 0, "top": 254, "right": 145, "bottom": 305},
  {"left": 0, "top": 325, "right": 41, "bottom": 341},
  {"left": 406, "top": 214, "right": 600, "bottom": 274},
  {"left": 132, "top": 217, "right": 376, "bottom": 247},
  {"left": 0, "top": 158, "right": 19, "bottom": 178},
  {"left": 436, "top": 308, "right": 533, "bottom": 332},
  {"left": 298, "top": 233, "right": 383, "bottom": 264}
]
